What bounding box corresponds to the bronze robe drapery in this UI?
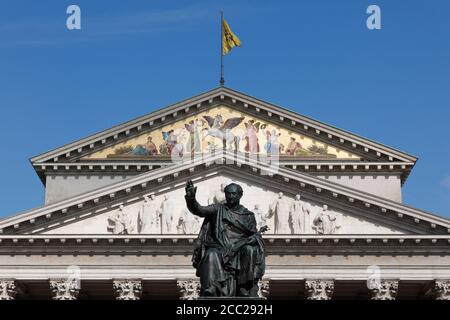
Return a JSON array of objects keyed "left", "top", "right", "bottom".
[{"left": 185, "top": 196, "right": 265, "bottom": 297}]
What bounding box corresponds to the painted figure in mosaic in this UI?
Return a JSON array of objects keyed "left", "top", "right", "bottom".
[
  {"left": 184, "top": 119, "right": 204, "bottom": 153},
  {"left": 244, "top": 119, "right": 262, "bottom": 153},
  {"left": 137, "top": 194, "right": 160, "bottom": 234},
  {"left": 290, "top": 194, "right": 311, "bottom": 234},
  {"left": 264, "top": 131, "right": 273, "bottom": 156},
  {"left": 144, "top": 136, "right": 158, "bottom": 155},
  {"left": 160, "top": 130, "right": 176, "bottom": 155},
  {"left": 167, "top": 130, "right": 178, "bottom": 154},
  {"left": 312, "top": 204, "right": 341, "bottom": 234},
  {"left": 185, "top": 180, "right": 267, "bottom": 297},
  {"left": 107, "top": 205, "right": 134, "bottom": 234},
  {"left": 159, "top": 131, "right": 170, "bottom": 155},
  {"left": 264, "top": 130, "right": 281, "bottom": 156},
  {"left": 159, "top": 142, "right": 169, "bottom": 155},
  {"left": 202, "top": 115, "right": 244, "bottom": 151},
  {"left": 129, "top": 144, "right": 149, "bottom": 156},
  {"left": 267, "top": 192, "right": 292, "bottom": 234},
  {"left": 286, "top": 137, "right": 302, "bottom": 155},
  {"left": 161, "top": 129, "right": 185, "bottom": 158},
  {"left": 206, "top": 141, "right": 219, "bottom": 153}
]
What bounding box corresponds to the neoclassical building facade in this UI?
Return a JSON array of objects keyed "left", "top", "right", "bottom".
[{"left": 0, "top": 87, "right": 449, "bottom": 300}]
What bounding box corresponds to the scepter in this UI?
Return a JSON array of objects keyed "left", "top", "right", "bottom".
[{"left": 258, "top": 225, "right": 269, "bottom": 234}]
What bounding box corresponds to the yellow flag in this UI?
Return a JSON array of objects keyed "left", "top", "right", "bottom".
[{"left": 222, "top": 17, "right": 241, "bottom": 55}]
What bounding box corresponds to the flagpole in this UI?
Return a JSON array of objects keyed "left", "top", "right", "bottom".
[{"left": 220, "top": 11, "right": 225, "bottom": 86}]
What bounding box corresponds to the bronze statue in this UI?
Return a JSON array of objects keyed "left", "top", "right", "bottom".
[{"left": 184, "top": 180, "right": 267, "bottom": 297}]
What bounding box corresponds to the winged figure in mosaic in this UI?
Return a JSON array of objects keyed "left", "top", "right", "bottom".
[{"left": 202, "top": 115, "right": 244, "bottom": 151}]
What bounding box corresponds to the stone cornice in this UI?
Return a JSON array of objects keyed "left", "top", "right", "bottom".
[
  {"left": 0, "top": 235, "right": 449, "bottom": 256},
  {"left": 29, "top": 87, "right": 417, "bottom": 167},
  {"left": 1, "top": 152, "right": 448, "bottom": 235},
  {"left": 33, "top": 161, "right": 413, "bottom": 173},
  {"left": 32, "top": 161, "right": 414, "bottom": 185}
]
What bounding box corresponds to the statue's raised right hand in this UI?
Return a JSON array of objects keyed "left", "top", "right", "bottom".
[{"left": 185, "top": 180, "right": 197, "bottom": 199}]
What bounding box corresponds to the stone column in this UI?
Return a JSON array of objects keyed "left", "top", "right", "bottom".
[
  {"left": 258, "top": 279, "right": 270, "bottom": 299},
  {"left": 431, "top": 280, "right": 450, "bottom": 300},
  {"left": 177, "top": 279, "right": 201, "bottom": 300},
  {"left": 49, "top": 279, "right": 80, "bottom": 300},
  {"left": 0, "top": 280, "right": 17, "bottom": 300},
  {"left": 305, "top": 280, "right": 334, "bottom": 300},
  {"left": 113, "top": 279, "right": 142, "bottom": 300},
  {"left": 368, "top": 280, "right": 398, "bottom": 300}
]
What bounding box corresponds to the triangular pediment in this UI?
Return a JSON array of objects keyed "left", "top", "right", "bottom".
[
  {"left": 36, "top": 174, "right": 405, "bottom": 235},
  {"left": 2, "top": 152, "right": 447, "bottom": 236},
  {"left": 30, "top": 87, "right": 417, "bottom": 166}
]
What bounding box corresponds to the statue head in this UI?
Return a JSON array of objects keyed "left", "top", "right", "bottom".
[
  {"left": 323, "top": 204, "right": 328, "bottom": 211},
  {"left": 224, "top": 183, "right": 243, "bottom": 207},
  {"left": 278, "top": 192, "right": 284, "bottom": 198},
  {"left": 295, "top": 194, "right": 301, "bottom": 200}
]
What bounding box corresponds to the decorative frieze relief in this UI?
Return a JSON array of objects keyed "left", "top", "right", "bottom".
[
  {"left": 312, "top": 204, "right": 341, "bottom": 235},
  {"left": 106, "top": 189, "right": 345, "bottom": 236}
]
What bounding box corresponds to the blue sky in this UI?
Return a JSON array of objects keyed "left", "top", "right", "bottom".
[{"left": 0, "top": 0, "right": 449, "bottom": 218}]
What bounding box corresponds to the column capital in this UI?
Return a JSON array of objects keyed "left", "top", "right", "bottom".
[
  {"left": 305, "top": 279, "right": 334, "bottom": 300},
  {"left": 432, "top": 279, "right": 450, "bottom": 300},
  {"left": 177, "top": 278, "right": 200, "bottom": 300},
  {"left": 368, "top": 279, "right": 398, "bottom": 300},
  {"left": 0, "top": 280, "right": 17, "bottom": 300},
  {"left": 113, "top": 279, "right": 142, "bottom": 300},
  {"left": 50, "top": 278, "right": 80, "bottom": 300},
  {"left": 258, "top": 279, "right": 270, "bottom": 299}
]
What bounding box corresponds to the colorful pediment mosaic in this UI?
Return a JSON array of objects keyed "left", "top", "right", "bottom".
[{"left": 84, "top": 106, "right": 360, "bottom": 160}]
